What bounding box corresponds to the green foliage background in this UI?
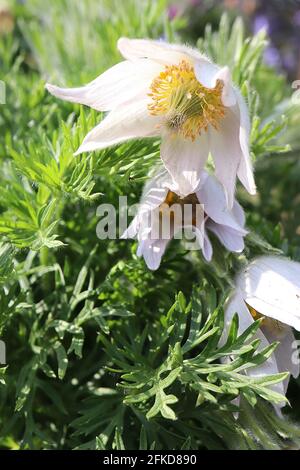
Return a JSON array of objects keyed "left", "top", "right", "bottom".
[{"left": 1, "top": 0, "right": 300, "bottom": 450}]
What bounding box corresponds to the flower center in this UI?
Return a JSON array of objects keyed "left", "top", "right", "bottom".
[
  {"left": 159, "top": 190, "right": 202, "bottom": 227},
  {"left": 148, "top": 60, "right": 226, "bottom": 140},
  {"left": 246, "top": 303, "right": 287, "bottom": 339}
]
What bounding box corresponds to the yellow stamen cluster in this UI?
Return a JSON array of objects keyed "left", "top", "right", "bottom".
[
  {"left": 148, "top": 60, "right": 226, "bottom": 140},
  {"left": 247, "top": 304, "right": 287, "bottom": 338},
  {"left": 159, "top": 190, "right": 202, "bottom": 227}
]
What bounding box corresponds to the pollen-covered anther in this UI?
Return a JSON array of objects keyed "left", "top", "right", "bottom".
[{"left": 148, "top": 60, "right": 226, "bottom": 140}]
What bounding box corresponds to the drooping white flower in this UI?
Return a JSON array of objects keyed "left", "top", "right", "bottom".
[
  {"left": 222, "top": 256, "right": 300, "bottom": 409},
  {"left": 46, "top": 38, "right": 256, "bottom": 208},
  {"left": 121, "top": 169, "right": 247, "bottom": 270}
]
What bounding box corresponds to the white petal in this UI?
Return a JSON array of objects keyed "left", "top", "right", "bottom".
[
  {"left": 138, "top": 193, "right": 168, "bottom": 241},
  {"left": 236, "top": 256, "right": 300, "bottom": 331},
  {"left": 193, "top": 225, "right": 205, "bottom": 250},
  {"left": 194, "top": 61, "right": 219, "bottom": 88},
  {"left": 220, "top": 291, "right": 252, "bottom": 346},
  {"left": 160, "top": 133, "right": 209, "bottom": 197},
  {"left": 202, "top": 228, "right": 213, "bottom": 261},
  {"left": 235, "top": 90, "right": 256, "bottom": 195},
  {"left": 232, "top": 199, "right": 246, "bottom": 227},
  {"left": 195, "top": 64, "right": 236, "bottom": 107},
  {"left": 140, "top": 171, "right": 170, "bottom": 210},
  {"left": 222, "top": 291, "right": 285, "bottom": 400},
  {"left": 216, "top": 67, "right": 237, "bottom": 107},
  {"left": 122, "top": 172, "right": 169, "bottom": 241},
  {"left": 262, "top": 326, "right": 299, "bottom": 393},
  {"left": 46, "top": 59, "right": 162, "bottom": 112},
  {"left": 118, "top": 37, "right": 210, "bottom": 65},
  {"left": 195, "top": 65, "right": 254, "bottom": 196},
  {"left": 181, "top": 223, "right": 205, "bottom": 251},
  {"left": 137, "top": 238, "right": 169, "bottom": 270},
  {"left": 74, "top": 98, "right": 161, "bottom": 154},
  {"left": 206, "top": 221, "right": 245, "bottom": 253},
  {"left": 196, "top": 173, "right": 246, "bottom": 232},
  {"left": 209, "top": 108, "right": 242, "bottom": 209},
  {"left": 121, "top": 215, "right": 140, "bottom": 240},
  {"left": 121, "top": 209, "right": 153, "bottom": 242}
]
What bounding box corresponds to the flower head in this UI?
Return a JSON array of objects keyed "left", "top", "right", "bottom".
[
  {"left": 121, "top": 169, "right": 247, "bottom": 270},
  {"left": 46, "top": 38, "right": 256, "bottom": 208},
  {"left": 148, "top": 59, "right": 226, "bottom": 140},
  {"left": 222, "top": 256, "right": 300, "bottom": 409}
]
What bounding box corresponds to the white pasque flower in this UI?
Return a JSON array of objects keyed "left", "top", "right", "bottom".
[
  {"left": 46, "top": 38, "right": 256, "bottom": 208},
  {"left": 222, "top": 256, "right": 300, "bottom": 409},
  {"left": 121, "top": 169, "right": 247, "bottom": 270}
]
